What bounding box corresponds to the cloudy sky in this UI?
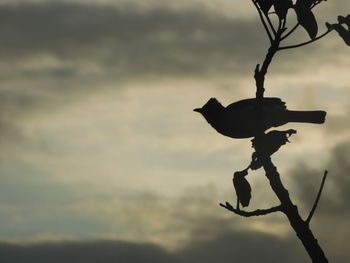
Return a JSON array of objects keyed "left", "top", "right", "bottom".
[{"left": 0, "top": 0, "right": 349, "bottom": 262}]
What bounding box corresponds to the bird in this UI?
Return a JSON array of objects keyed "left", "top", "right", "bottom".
[
  {"left": 194, "top": 97, "right": 326, "bottom": 139},
  {"left": 233, "top": 170, "right": 251, "bottom": 208}
]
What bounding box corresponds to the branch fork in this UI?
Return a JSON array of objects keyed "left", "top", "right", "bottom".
[{"left": 220, "top": 202, "right": 283, "bottom": 217}]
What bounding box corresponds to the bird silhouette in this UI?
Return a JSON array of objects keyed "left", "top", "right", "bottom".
[
  {"left": 233, "top": 170, "right": 251, "bottom": 208},
  {"left": 194, "top": 97, "right": 326, "bottom": 138}
]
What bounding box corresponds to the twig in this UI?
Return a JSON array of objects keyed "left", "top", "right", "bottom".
[
  {"left": 280, "top": 18, "right": 287, "bottom": 35},
  {"left": 310, "top": 0, "right": 324, "bottom": 9},
  {"left": 252, "top": 0, "right": 273, "bottom": 43},
  {"left": 282, "top": 23, "right": 300, "bottom": 40},
  {"left": 278, "top": 29, "right": 333, "bottom": 50},
  {"left": 265, "top": 13, "right": 277, "bottom": 36},
  {"left": 306, "top": 170, "right": 328, "bottom": 224},
  {"left": 220, "top": 202, "right": 282, "bottom": 217},
  {"left": 277, "top": 18, "right": 283, "bottom": 33}
]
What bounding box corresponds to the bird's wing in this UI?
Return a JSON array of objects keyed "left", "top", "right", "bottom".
[
  {"left": 263, "top": 97, "right": 287, "bottom": 110},
  {"left": 226, "top": 97, "right": 286, "bottom": 111},
  {"left": 226, "top": 98, "right": 255, "bottom": 110}
]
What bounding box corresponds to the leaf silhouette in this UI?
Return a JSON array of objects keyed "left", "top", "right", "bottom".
[
  {"left": 274, "top": 0, "right": 293, "bottom": 20},
  {"left": 256, "top": 0, "right": 274, "bottom": 14},
  {"left": 326, "top": 22, "right": 350, "bottom": 46},
  {"left": 295, "top": 5, "right": 318, "bottom": 39},
  {"left": 296, "top": 0, "right": 321, "bottom": 6},
  {"left": 250, "top": 129, "right": 297, "bottom": 170},
  {"left": 233, "top": 171, "right": 251, "bottom": 207},
  {"left": 338, "top": 14, "right": 350, "bottom": 27}
]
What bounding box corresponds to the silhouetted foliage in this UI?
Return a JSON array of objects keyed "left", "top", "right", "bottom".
[
  {"left": 326, "top": 15, "right": 350, "bottom": 46},
  {"left": 250, "top": 129, "right": 296, "bottom": 170},
  {"left": 232, "top": 170, "right": 251, "bottom": 207},
  {"left": 295, "top": 0, "right": 318, "bottom": 39},
  {"left": 194, "top": 1, "right": 349, "bottom": 262}
]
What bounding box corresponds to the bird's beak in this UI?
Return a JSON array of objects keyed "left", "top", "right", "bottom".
[{"left": 193, "top": 108, "right": 202, "bottom": 113}]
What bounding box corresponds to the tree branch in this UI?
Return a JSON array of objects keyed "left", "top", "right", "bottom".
[
  {"left": 277, "top": 18, "right": 283, "bottom": 33},
  {"left": 220, "top": 202, "right": 282, "bottom": 217},
  {"left": 281, "top": 23, "right": 300, "bottom": 40},
  {"left": 278, "top": 29, "right": 333, "bottom": 50},
  {"left": 306, "top": 171, "right": 328, "bottom": 224},
  {"left": 252, "top": 0, "right": 274, "bottom": 43},
  {"left": 310, "top": 0, "right": 325, "bottom": 9},
  {"left": 265, "top": 13, "right": 277, "bottom": 36}
]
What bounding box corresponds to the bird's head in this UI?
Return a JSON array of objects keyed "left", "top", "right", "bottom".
[{"left": 193, "top": 98, "right": 224, "bottom": 116}]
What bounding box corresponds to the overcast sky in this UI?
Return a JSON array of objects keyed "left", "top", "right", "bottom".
[{"left": 0, "top": 0, "right": 349, "bottom": 262}]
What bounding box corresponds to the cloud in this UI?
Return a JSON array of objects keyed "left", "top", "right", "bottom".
[
  {"left": 325, "top": 114, "right": 350, "bottom": 135},
  {"left": 0, "top": 240, "right": 175, "bottom": 263},
  {"left": 0, "top": 2, "right": 265, "bottom": 145},
  {"left": 0, "top": 1, "right": 346, "bottom": 110},
  {"left": 3, "top": 222, "right": 348, "bottom": 263},
  {"left": 0, "top": 1, "right": 347, "bottom": 143},
  {"left": 0, "top": 3, "right": 349, "bottom": 262},
  {"left": 284, "top": 140, "right": 350, "bottom": 261},
  {"left": 0, "top": 1, "right": 344, "bottom": 80},
  {"left": 0, "top": 2, "right": 268, "bottom": 78},
  {"left": 288, "top": 140, "right": 350, "bottom": 213},
  {"left": 0, "top": 231, "right": 309, "bottom": 263},
  {"left": 1, "top": 139, "right": 349, "bottom": 262}
]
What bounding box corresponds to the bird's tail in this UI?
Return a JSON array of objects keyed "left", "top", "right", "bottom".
[{"left": 286, "top": 110, "right": 326, "bottom": 124}]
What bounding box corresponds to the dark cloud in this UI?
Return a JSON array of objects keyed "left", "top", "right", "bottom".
[
  {"left": 0, "top": 240, "right": 175, "bottom": 263},
  {"left": 288, "top": 141, "right": 350, "bottom": 213},
  {"left": 0, "top": 231, "right": 308, "bottom": 263},
  {"left": 0, "top": 1, "right": 338, "bottom": 80},
  {"left": 0, "top": 2, "right": 268, "bottom": 78},
  {"left": 0, "top": 1, "right": 344, "bottom": 120},
  {"left": 0, "top": 2, "right": 264, "bottom": 145},
  {"left": 0, "top": 2, "right": 342, "bottom": 140},
  {"left": 179, "top": 231, "right": 305, "bottom": 263},
  {"left": 285, "top": 140, "right": 350, "bottom": 261}
]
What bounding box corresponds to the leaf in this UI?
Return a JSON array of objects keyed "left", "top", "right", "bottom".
[
  {"left": 295, "top": 6, "right": 318, "bottom": 39},
  {"left": 328, "top": 23, "right": 350, "bottom": 46},
  {"left": 274, "top": 0, "right": 293, "bottom": 20},
  {"left": 338, "top": 14, "right": 350, "bottom": 27},
  {"left": 256, "top": 0, "right": 274, "bottom": 14},
  {"left": 233, "top": 174, "right": 251, "bottom": 207},
  {"left": 295, "top": 0, "right": 319, "bottom": 8}
]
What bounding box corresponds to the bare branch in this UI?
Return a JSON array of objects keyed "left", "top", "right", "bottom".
[
  {"left": 310, "top": 0, "right": 325, "bottom": 9},
  {"left": 252, "top": 0, "right": 274, "bottom": 43},
  {"left": 280, "top": 18, "right": 287, "bottom": 36},
  {"left": 278, "top": 29, "right": 333, "bottom": 50},
  {"left": 265, "top": 14, "right": 277, "bottom": 35},
  {"left": 220, "top": 202, "right": 282, "bottom": 217},
  {"left": 281, "top": 23, "right": 300, "bottom": 40},
  {"left": 306, "top": 170, "right": 328, "bottom": 224},
  {"left": 277, "top": 18, "right": 283, "bottom": 33}
]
